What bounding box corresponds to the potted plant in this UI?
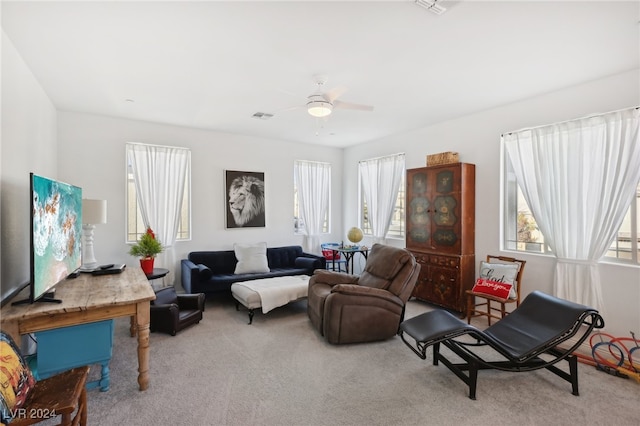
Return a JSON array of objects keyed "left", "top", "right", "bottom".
[{"left": 128, "top": 228, "right": 164, "bottom": 274}]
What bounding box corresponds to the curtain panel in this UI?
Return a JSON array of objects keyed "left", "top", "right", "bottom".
[
  {"left": 503, "top": 107, "right": 640, "bottom": 312},
  {"left": 294, "top": 160, "right": 331, "bottom": 254},
  {"left": 359, "top": 153, "right": 405, "bottom": 245}
]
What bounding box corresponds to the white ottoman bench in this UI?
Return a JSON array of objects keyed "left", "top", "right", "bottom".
[{"left": 231, "top": 275, "right": 310, "bottom": 324}]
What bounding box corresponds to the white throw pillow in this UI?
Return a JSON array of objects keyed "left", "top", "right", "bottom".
[
  {"left": 234, "top": 242, "right": 270, "bottom": 274},
  {"left": 479, "top": 261, "right": 519, "bottom": 299}
]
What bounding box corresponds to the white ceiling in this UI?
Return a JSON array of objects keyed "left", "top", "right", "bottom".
[{"left": 2, "top": 1, "right": 639, "bottom": 148}]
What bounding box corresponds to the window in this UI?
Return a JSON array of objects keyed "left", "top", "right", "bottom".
[
  {"left": 293, "top": 160, "right": 330, "bottom": 234},
  {"left": 359, "top": 153, "right": 405, "bottom": 240},
  {"left": 126, "top": 144, "right": 191, "bottom": 243},
  {"left": 606, "top": 182, "right": 639, "bottom": 262}
]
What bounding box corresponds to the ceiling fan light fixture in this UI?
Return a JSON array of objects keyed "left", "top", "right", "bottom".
[{"left": 307, "top": 99, "right": 333, "bottom": 118}]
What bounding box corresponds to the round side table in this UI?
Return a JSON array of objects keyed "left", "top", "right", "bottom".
[
  {"left": 145, "top": 268, "right": 169, "bottom": 280},
  {"left": 145, "top": 268, "right": 170, "bottom": 291}
]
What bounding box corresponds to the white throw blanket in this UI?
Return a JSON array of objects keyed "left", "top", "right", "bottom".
[{"left": 233, "top": 275, "right": 310, "bottom": 313}]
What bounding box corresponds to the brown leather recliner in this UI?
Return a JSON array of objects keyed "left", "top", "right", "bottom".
[
  {"left": 150, "top": 287, "right": 205, "bottom": 336},
  {"left": 307, "top": 243, "right": 420, "bottom": 344}
]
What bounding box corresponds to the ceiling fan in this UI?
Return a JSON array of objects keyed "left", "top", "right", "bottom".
[{"left": 281, "top": 75, "right": 374, "bottom": 118}]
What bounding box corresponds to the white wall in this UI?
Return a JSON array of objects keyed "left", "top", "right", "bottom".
[
  {"left": 56, "top": 112, "right": 344, "bottom": 285},
  {"left": 343, "top": 69, "right": 640, "bottom": 337},
  {"left": 0, "top": 31, "right": 58, "bottom": 302}
]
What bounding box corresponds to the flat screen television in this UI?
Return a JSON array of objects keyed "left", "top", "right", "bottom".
[{"left": 13, "top": 173, "right": 83, "bottom": 304}]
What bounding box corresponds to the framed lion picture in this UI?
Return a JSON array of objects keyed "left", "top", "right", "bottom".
[{"left": 225, "top": 170, "right": 265, "bottom": 228}]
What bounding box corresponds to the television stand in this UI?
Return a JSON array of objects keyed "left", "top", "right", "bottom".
[
  {"left": 37, "top": 293, "right": 63, "bottom": 303},
  {"left": 11, "top": 291, "right": 62, "bottom": 305}
]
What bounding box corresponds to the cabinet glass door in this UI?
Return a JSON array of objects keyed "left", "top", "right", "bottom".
[
  {"left": 407, "top": 170, "right": 431, "bottom": 248},
  {"left": 406, "top": 166, "right": 462, "bottom": 253}
]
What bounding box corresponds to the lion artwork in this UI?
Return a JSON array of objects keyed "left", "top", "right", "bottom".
[{"left": 228, "top": 175, "right": 265, "bottom": 227}]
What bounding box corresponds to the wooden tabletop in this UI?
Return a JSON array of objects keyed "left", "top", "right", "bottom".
[{"left": 1, "top": 266, "right": 156, "bottom": 328}]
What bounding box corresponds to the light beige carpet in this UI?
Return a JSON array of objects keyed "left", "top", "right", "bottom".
[{"left": 73, "top": 293, "right": 637, "bottom": 425}]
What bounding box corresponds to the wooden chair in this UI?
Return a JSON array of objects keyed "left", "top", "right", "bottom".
[
  {"left": 320, "top": 243, "right": 347, "bottom": 272},
  {"left": 466, "top": 255, "right": 526, "bottom": 325},
  {"left": 11, "top": 367, "right": 89, "bottom": 426},
  {"left": 1, "top": 331, "right": 89, "bottom": 426}
]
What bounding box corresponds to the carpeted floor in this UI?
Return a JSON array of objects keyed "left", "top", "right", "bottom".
[{"left": 75, "top": 292, "right": 637, "bottom": 425}]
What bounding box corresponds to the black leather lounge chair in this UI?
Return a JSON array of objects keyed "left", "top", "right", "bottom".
[{"left": 400, "top": 290, "right": 604, "bottom": 400}]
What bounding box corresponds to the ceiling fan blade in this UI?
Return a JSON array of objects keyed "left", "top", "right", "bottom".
[
  {"left": 333, "top": 100, "right": 374, "bottom": 112},
  {"left": 325, "top": 86, "right": 348, "bottom": 103}
]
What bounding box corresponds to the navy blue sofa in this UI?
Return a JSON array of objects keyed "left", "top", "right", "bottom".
[{"left": 181, "top": 245, "right": 326, "bottom": 295}]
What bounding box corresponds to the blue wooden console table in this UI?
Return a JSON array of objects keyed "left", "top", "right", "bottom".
[{"left": 29, "top": 319, "right": 115, "bottom": 391}]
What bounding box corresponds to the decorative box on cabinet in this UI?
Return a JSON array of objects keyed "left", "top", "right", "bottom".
[
  {"left": 406, "top": 163, "right": 475, "bottom": 314},
  {"left": 30, "top": 319, "right": 114, "bottom": 391}
]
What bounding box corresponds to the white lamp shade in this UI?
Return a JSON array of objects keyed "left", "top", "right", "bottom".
[
  {"left": 82, "top": 199, "right": 107, "bottom": 225},
  {"left": 307, "top": 100, "right": 333, "bottom": 118}
]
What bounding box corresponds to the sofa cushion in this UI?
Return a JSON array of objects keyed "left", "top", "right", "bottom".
[
  {"left": 189, "top": 251, "right": 237, "bottom": 274},
  {"left": 234, "top": 242, "right": 270, "bottom": 274},
  {"left": 267, "top": 246, "right": 303, "bottom": 268},
  {"left": 211, "top": 268, "right": 311, "bottom": 287}
]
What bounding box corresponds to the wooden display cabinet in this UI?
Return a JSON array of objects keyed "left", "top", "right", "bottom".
[{"left": 406, "top": 163, "right": 475, "bottom": 314}]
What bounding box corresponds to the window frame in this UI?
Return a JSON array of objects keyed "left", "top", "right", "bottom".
[
  {"left": 604, "top": 183, "right": 639, "bottom": 263},
  {"left": 501, "top": 155, "right": 551, "bottom": 255}
]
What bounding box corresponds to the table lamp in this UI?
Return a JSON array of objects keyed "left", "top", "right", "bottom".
[{"left": 80, "top": 199, "right": 107, "bottom": 271}]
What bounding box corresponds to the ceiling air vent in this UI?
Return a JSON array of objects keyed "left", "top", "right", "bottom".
[
  {"left": 252, "top": 112, "right": 274, "bottom": 120},
  {"left": 415, "top": 0, "right": 447, "bottom": 15}
]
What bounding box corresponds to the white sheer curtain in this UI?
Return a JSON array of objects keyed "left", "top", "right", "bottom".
[
  {"left": 504, "top": 107, "right": 640, "bottom": 312},
  {"left": 294, "top": 160, "right": 331, "bottom": 254},
  {"left": 359, "top": 153, "right": 405, "bottom": 244},
  {"left": 127, "top": 143, "right": 190, "bottom": 274}
]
